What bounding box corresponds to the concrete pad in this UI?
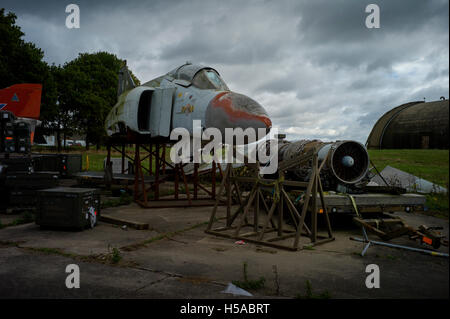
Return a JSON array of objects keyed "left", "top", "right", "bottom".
[
  {"left": 132, "top": 276, "right": 249, "bottom": 299},
  {"left": 0, "top": 201, "right": 448, "bottom": 298},
  {"left": 103, "top": 202, "right": 215, "bottom": 232},
  {"left": 0, "top": 246, "right": 261, "bottom": 299},
  {"left": 119, "top": 209, "right": 448, "bottom": 298},
  {"left": 0, "top": 246, "right": 167, "bottom": 298},
  {"left": 0, "top": 222, "right": 159, "bottom": 255}
]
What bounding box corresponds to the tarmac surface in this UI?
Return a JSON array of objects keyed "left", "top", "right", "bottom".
[{"left": 0, "top": 203, "right": 448, "bottom": 299}]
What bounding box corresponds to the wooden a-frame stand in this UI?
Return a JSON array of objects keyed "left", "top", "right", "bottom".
[{"left": 205, "top": 148, "right": 335, "bottom": 251}]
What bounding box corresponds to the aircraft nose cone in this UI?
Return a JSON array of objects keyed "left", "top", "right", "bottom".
[{"left": 205, "top": 92, "right": 272, "bottom": 139}]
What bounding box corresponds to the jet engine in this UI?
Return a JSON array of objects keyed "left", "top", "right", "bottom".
[{"left": 261, "top": 138, "right": 370, "bottom": 192}]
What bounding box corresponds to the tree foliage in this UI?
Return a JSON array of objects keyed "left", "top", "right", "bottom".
[
  {"left": 1, "top": 9, "right": 140, "bottom": 150},
  {"left": 60, "top": 52, "right": 140, "bottom": 148},
  {"left": 0, "top": 8, "right": 58, "bottom": 138},
  {"left": 0, "top": 9, "right": 47, "bottom": 87}
]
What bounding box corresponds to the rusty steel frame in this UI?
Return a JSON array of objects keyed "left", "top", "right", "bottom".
[
  {"left": 206, "top": 147, "right": 335, "bottom": 251},
  {"left": 105, "top": 136, "right": 219, "bottom": 209}
]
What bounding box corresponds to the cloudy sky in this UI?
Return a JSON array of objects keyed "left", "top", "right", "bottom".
[{"left": 2, "top": 0, "right": 449, "bottom": 143}]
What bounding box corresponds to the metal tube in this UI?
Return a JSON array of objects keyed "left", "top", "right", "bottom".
[
  {"left": 350, "top": 236, "right": 449, "bottom": 258},
  {"left": 276, "top": 139, "right": 369, "bottom": 185}
]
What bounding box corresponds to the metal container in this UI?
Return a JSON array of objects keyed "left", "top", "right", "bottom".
[
  {"left": 14, "top": 121, "right": 31, "bottom": 153},
  {"left": 36, "top": 187, "right": 100, "bottom": 229},
  {"left": 59, "top": 154, "right": 82, "bottom": 177},
  {"left": 5, "top": 172, "right": 59, "bottom": 190},
  {"left": 9, "top": 189, "right": 37, "bottom": 206},
  {"left": 0, "top": 157, "right": 34, "bottom": 173},
  {"left": 33, "top": 153, "right": 82, "bottom": 177}
]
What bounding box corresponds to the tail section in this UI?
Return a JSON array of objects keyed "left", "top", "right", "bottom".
[
  {"left": 0, "top": 84, "right": 42, "bottom": 120},
  {"left": 0, "top": 84, "right": 42, "bottom": 148},
  {"left": 117, "top": 63, "right": 136, "bottom": 98}
]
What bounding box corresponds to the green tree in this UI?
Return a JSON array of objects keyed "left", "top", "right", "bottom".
[
  {"left": 0, "top": 8, "right": 59, "bottom": 147},
  {"left": 1, "top": 9, "right": 140, "bottom": 150},
  {"left": 60, "top": 52, "right": 140, "bottom": 149},
  {"left": 0, "top": 8, "right": 47, "bottom": 87},
  {"left": 39, "top": 64, "right": 77, "bottom": 151}
]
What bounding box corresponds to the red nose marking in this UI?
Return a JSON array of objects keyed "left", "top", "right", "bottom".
[{"left": 210, "top": 92, "right": 272, "bottom": 128}]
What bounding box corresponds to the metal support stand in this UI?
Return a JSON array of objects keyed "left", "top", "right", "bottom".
[
  {"left": 105, "top": 135, "right": 219, "bottom": 208},
  {"left": 206, "top": 148, "right": 335, "bottom": 251}
]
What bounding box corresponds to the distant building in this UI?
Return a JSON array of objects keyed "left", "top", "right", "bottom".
[
  {"left": 366, "top": 99, "right": 449, "bottom": 149},
  {"left": 36, "top": 135, "right": 56, "bottom": 146},
  {"left": 34, "top": 130, "right": 86, "bottom": 148}
]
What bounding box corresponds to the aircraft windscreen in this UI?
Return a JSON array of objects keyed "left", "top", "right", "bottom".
[{"left": 192, "top": 69, "right": 229, "bottom": 91}]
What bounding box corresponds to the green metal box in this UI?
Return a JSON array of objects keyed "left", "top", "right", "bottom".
[
  {"left": 5, "top": 172, "right": 59, "bottom": 190},
  {"left": 9, "top": 189, "right": 37, "bottom": 206},
  {"left": 36, "top": 187, "right": 101, "bottom": 229},
  {"left": 59, "top": 154, "right": 82, "bottom": 177},
  {"left": 33, "top": 153, "right": 82, "bottom": 177}
]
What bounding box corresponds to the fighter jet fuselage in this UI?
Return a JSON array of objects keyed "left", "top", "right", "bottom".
[{"left": 105, "top": 62, "right": 272, "bottom": 142}]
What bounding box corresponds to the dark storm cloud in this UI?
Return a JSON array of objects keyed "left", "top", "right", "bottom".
[
  {"left": 256, "top": 76, "right": 302, "bottom": 94},
  {"left": 295, "top": 0, "right": 448, "bottom": 70},
  {"left": 1, "top": 0, "right": 448, "bottom": 143},
  {"left": 1, "top": 0, "right": 168, "bottom": 19},
  {"left": 296, "top": 0, "right": 447, "bottom": 45}
]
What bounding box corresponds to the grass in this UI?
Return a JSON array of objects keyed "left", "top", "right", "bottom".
[
  {"left": 368, "top": 149, "right": 449, "bottom": 188},
  {"left": 296, "top": 280, "right": 331, "bottom": 299},
  {"left": 0, "top": 211, "right": 35, "bottom": 229},
  {"left": 32, "top": 145, "right": 169, "bottom": 172},
  {"left": 232, "top": 261, "right": 266, "bottom": 291},
  {"left": 425, "top": 193, "right": 449, "bottom": 218},
  {"left": 101, "top": 192, "right": 133, "bottom": 209},
  {"left": 369, "top": 149, "right": 449, "bottom": 218},
  {"left": 10, "top": 211, "right": 35, "bottom": 226},
  {"left": 108, "top": 246, "right": 122, "bottom": 264}
]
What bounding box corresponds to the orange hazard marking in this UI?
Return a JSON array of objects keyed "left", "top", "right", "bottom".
[
  {"left": 422, "top": 236, "right": 433, "bottom": 245},
  {"left": 210, "top": 92, "right": 272, "bottom": 128}
]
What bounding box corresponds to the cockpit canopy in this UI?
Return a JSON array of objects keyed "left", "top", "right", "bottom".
[{"left": 167, "top": 63, "right": 229, "bottom": 91}]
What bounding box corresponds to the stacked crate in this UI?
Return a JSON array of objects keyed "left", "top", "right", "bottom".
[{"left": 0, "top": 111, "right": 31, "bottom": 154}]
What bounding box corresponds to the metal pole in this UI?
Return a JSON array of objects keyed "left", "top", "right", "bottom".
[
  {"left": 121, "top": 144, "right": 125, "bottom": 174},
  {"left": 350, "top": 236, "right": 449, "bottom": 258}
]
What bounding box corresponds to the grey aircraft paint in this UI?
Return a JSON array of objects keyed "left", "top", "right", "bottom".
[{"left": 105, "top": 62, "right": 272, "bottom": 141}]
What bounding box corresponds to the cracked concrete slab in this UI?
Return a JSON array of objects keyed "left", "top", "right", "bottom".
[
  {"left": 0, "top": 246, "right": 167, "bottom": 298},
  {"left": 0, "top": 222, "right": 159, "bottom": 255},
  {"left": 0, "top": 203, "right": 448, "bottom": 298}
]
